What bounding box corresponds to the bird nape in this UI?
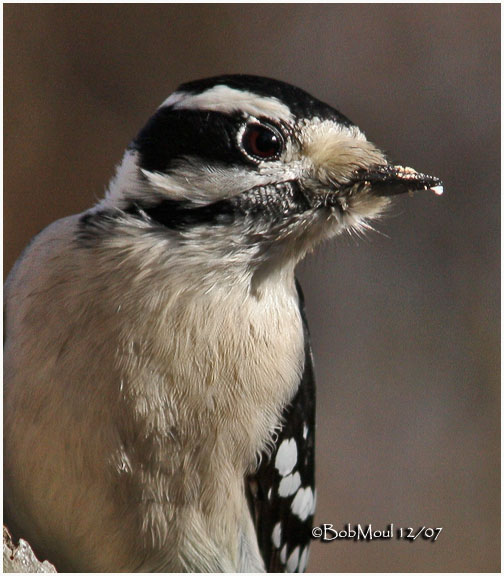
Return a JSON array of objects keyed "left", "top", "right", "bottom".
[{"left": 4, "top": 74, "right": 442, "bottom": 573}]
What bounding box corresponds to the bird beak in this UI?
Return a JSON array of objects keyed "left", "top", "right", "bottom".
[{"left": 351, "top": 164, "right": 443, "bottom": 197}]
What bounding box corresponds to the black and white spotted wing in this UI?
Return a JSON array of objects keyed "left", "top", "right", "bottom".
[{"left": 246, "top": 280, "right": 316, "bottom": 573}]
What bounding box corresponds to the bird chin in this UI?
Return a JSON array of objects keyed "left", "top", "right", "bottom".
[
  {"left": 260, "top": 194, "right": 390, "bottom": 268},
  {"left": 288, "top": 186, "right": 391, "bottom": 244}
]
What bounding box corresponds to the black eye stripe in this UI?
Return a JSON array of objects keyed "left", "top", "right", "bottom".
[
  {"left": 133, "top": 105, "right": 294, "bottom": 174},
  {"left": 132, "top": 109, "right": 258, "bottom": 173}
]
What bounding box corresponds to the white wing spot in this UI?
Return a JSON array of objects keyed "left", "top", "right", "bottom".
[
  {"left": 298, "top": 546, "right": 310, "bottom": 573},
  {"left": 280, "top": 544, "right": 287, "bottom": 564},
  {"left": 291, "top": 487, "right": 314, "bottom": 522},
  {"left": 272, "top": 522, "right": 282, "bottom": 549},
  {"left": 302, "top": 423, "right": 309, "bottom": 439},
  {"left": 278, "top": 471, "right": 302, "bottom": 497},
  {"left": 286, "top": 546, "right": 300, "bottom": 572},
  {"left": 275, "top": 438, "right": 298, "bottom": 477},
  {"left": 268, "top": 487, "right": 272, "bottom": 500}
]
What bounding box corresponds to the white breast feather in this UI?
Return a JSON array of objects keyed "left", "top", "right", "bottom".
[{"left": 4, "top": 213, "right": 304, "bottom": 572}]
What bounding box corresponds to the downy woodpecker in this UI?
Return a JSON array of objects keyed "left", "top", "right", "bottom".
[{"left": 4, "top": 75, "right": 442, "bottom": 572}]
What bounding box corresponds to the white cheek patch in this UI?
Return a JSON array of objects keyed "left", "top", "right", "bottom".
[
  {"left": 102, "top": 150, "right": 279, "bottom": 208},
  {"left": 141, "top": 165, "right": 262, "bottom": 205},
  {"left": 161, "top": 85, "right": 294, "bottom": 123},
  {"left": 141, "top": 169, "right": 194, "bottom": 200},
  {"left": 141, "top": 157, "right": 303, "bottom": 206}
]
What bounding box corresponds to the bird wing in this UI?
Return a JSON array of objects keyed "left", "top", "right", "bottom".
[{"left": 246, "top": 279, "right": 316, "bottom": 573}]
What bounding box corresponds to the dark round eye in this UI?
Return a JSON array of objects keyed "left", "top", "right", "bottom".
[{"left": 241, "top": 123, "right": 283, "bottom": 160}]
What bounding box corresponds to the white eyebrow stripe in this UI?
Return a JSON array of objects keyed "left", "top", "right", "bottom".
[{"left": 160, "top": 85, "right": 294, "bottom": 122}]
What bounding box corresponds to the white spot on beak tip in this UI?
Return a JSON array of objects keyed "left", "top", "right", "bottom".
[{"left": 275, "top": 438, "right": 298, "bottom": 476}]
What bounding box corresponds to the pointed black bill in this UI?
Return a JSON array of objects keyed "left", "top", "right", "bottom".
[{"left": 352, "top": 164, "right": 443, "bottom": 197}]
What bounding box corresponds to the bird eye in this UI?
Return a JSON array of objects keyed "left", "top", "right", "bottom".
[{"left": 241, "top": 123, "right": 283, "bottom": 160}]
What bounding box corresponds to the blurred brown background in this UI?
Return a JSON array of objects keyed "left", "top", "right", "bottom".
[{"left": 4, "top": 4, "right": 500, "bottom": 572}]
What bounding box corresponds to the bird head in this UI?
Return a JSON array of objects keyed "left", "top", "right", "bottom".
[{"left": 101, "top": 75, "right": 442, "bottom": 281}]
